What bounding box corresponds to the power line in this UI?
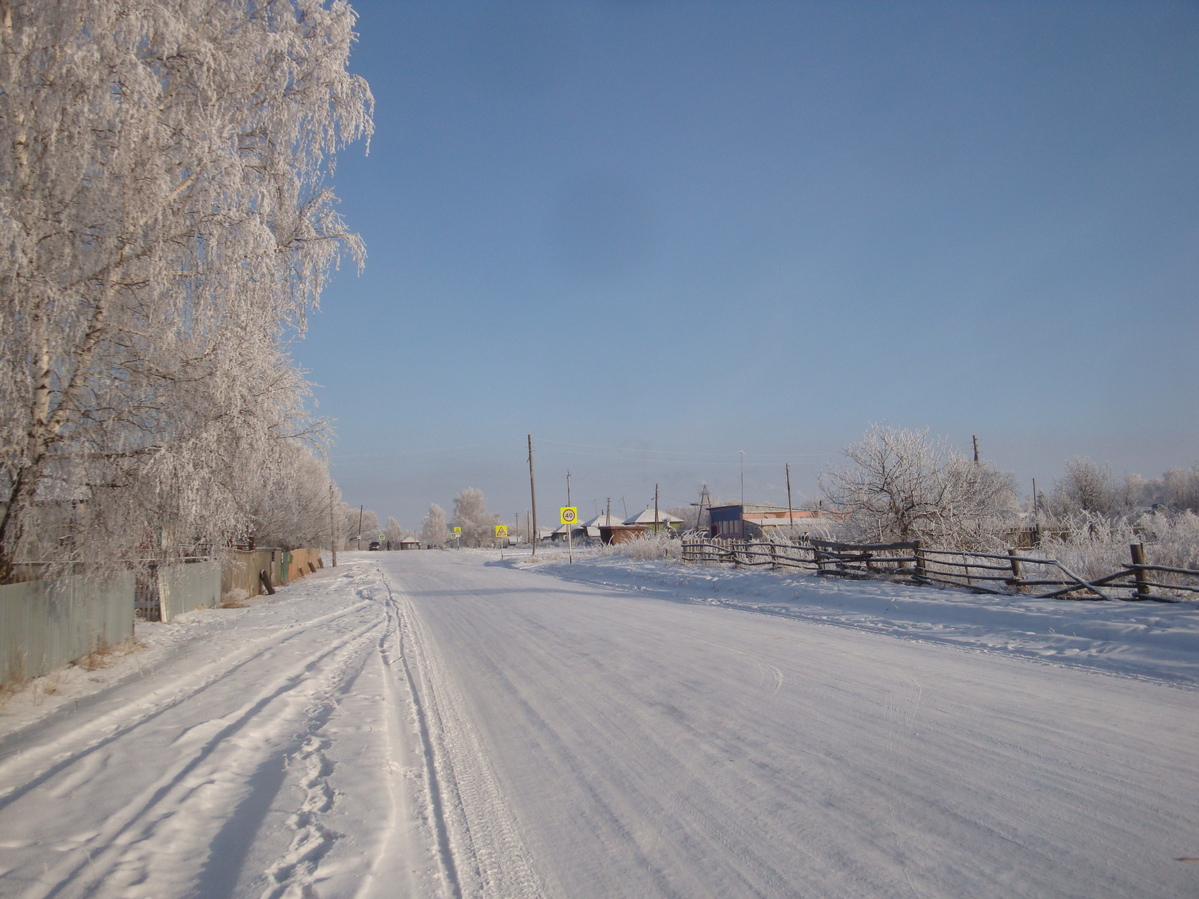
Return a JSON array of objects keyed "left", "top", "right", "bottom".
[{"left": 540, "top": 439, "right": 828, "bottom": 460}]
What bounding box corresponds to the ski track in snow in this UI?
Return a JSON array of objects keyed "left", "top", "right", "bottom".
[{"left": 0, "top": 551, "right": 1196, "bottom": 898}]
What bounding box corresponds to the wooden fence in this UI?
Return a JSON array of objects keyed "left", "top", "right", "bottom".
[{"left": 681, "top": 536, "right": 1199, "bottom": 603}]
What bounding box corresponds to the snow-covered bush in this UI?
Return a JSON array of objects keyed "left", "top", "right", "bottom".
[
  {"left": 1037, "top": 510, "right": 1199, "bottom": 593},
  {"left": 1036, "top": 513, "right": 1142, "bottom": 581},
  {"left": 1139, "top": 511, "right": 1199, "bottom": 571},
  {"left": 602, "top": 531, "right": 682, "bottom": 561}
]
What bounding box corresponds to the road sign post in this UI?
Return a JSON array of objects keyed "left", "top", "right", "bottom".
[{"left": 560, "top": 506, "right": 577, "bottom": 564}]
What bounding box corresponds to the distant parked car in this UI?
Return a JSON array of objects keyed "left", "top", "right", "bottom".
[{"left": 368, "top": 541, "right": 381, "bottom": 551}]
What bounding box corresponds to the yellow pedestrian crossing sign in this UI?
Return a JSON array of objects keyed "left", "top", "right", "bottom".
[
  {"left": 560, "top": 507, "right": 578, "bottom": 525},
  {"left": 495, "top": 525, "right": 508, "bottom": 537}
]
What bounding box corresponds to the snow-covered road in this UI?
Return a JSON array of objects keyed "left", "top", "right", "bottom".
[{"left": 1, "top": 550, "right": 1196, "bottom": 898}]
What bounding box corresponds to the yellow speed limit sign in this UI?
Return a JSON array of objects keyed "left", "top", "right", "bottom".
[
  {"left": 495, "top": 525, "right": 508, "bottom": 537},
  {"left": 560, "top": 506, "right": 578, "bottom": 525}
]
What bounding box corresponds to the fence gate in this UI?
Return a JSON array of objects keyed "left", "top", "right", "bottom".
[{"left": 134, "top": 565, "right": 161, "bottom": 621}]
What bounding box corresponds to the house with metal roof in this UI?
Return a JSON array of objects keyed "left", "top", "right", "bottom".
[
  {"left": 623, "top": 507, "right": 684, "bottom": 531},
  {"left": 708, "top": 503, "right": 834, "bottom": 540}
]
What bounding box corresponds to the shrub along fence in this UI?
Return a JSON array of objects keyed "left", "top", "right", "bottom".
[{"left": 681, "top": 536, "right": 1199, "bottom": 603}]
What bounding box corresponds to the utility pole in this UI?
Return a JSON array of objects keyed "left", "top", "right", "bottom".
[
  {"left": 357, "top": 505, "right": 363, "bottom": 551},
  {"left": 973, "top": 435, "right": 980, "bottom": 464},
  {"left": 739, "top": 450, "right": 746, "bottom": 505},
  {"left": 786, "top": 462, "right": 794, "bottom": 542},
  {"left": 566, "top": 470, "right": 572, "bottom": 507},
  {"left": 528, "top": 434, "right": 538, "bottom": 557},
  {"left": 329, "top": 485, "right": 337, "bottom": 567},
  {"left": 654, "top": 483, "right": 659, "bottom": 534}
]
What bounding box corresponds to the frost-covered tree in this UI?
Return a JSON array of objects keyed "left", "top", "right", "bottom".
[
  {"left": 243, "top": 441, "right": 337, "bottom": 552},
  {"left": 0, "top": 0, "right": 372, "bottom": 581},
  {"left": 453, "top": 488, "right": 500, "bottom": 547},
  {"left": 384, "top": 516, "right": 403, "bottom": 548},
  {"left": 421, "top": 504, "right": 449, "bottom": 547},
  {"left": 1047, "top": 457, "right": 1117, "bottom": 518},
  {"left": 1158, "top": 467, "right": 1199, "bottom": 512},
  {"left": 338, "top": 505, "right": 377, "bottom": 548},
  {"left": 820, "top": 425, "right": 1017, "bottom": 548}
]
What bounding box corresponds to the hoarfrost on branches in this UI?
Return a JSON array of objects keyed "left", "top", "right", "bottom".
[
  {"left": 0, "top": 0, "right": 373, "bottom": 580},
  {"left": 384, "top": 516, "right": 404, "bottom": 548},
  {"left": 421, "top": 504, "right": 449, "bottom": 548},
  {"left": 820, "top": 424, "right": 1017, "bottom": 549},
  {"left": 452, "top": 488, "right": 500, "bottom": 548}
]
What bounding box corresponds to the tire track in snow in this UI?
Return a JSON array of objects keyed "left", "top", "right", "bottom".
[
  {"left": 378, "top": 574, "right": 462, "bottom": 899},
  {"left": 353, "top": 589, "right": 425, "bottom": 899},
  {"left": 13, "top": 615, "right": 383, "bottom": 899},
  {"left": 378, "top": 570, "right": 547, "bottom": 899}
]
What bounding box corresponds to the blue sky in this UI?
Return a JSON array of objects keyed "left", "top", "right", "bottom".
[{"left": 294, "top": 0, "right": 1199, "bottom": 530}]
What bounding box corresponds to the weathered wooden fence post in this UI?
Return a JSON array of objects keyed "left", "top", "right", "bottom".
[
  {"left": 1130, "top": 543, "right": 1151, "bottom": 599},
  {"left": 913, "top": 540, "right": 926, "bottom": 583},
  {"left": 1007, "top": 548, "right": 1024, "bottom": 592}
]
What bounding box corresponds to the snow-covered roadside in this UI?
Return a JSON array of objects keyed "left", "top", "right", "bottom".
[
  {"left": 520, "top": 553, "right": 1199, "bottom": 686},
  {"left": 1, "top": 550, "right": 1196, "bottom": 898},
  {"left": 0, "top": 567, "right": 337, "bottom": 739},
  {"left": 0, "top": 558, "right": 450, "bottom": 899}
]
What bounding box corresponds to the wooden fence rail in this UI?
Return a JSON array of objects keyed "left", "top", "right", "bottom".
[{"left": 680, "top": 536, "right": 1198, "bottom": 603}]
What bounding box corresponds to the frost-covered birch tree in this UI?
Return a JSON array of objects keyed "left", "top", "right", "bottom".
[
  {"left": 421, "top": 504, "right": 449, "bottom": 548},
  {"left": 243, "top": 441, "right": 339, "bottom": 552},
  {"left": 453, "top": 487, "right": 500, "bottom": 547},
  {"left": 0, "top": 0, "right": 372, "bottom": 580},
  {"left": 383, "top": 517, "right": 403, "bottom": 548}
]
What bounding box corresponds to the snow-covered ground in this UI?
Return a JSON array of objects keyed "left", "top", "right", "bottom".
[
  {"left": 0, "top": 550, "right": 1196, "bottom": 898},
  {"left": 530, "top": 550, "right": 1199, "bottom": 685}
]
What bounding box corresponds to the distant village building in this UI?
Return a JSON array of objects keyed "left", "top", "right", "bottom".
[
  {"left": 399, "top": 536, "right": 421, "bottom": 550},
  {"left": 582, "top": 511, "right": 624, "bottom": 541},
  {"left": 708, "top": 503, "right": 833, "bottom": 540},
  {"left": 600, "top": 524, "right": 648, "bottom": 544},
  {"left": 622, "top": 507, "right": 684, "bottom": 531}
]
